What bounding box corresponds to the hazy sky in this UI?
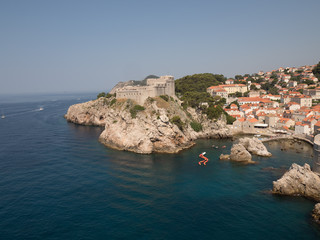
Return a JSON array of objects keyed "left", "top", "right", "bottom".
[{"left": 1, "top": 0, "right": 320, "bottom": 94}]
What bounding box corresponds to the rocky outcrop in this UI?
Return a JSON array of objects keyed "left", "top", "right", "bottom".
[
  {"left": 239, "top": 137, "right": 272, "bottom": 157},
  {"left": 65, "top": 96, "right": 232, "bottom": 154},
  {"left": 219, "top": 154, "right": 230, "bottom": 160},
  {"left": 229, "top": 143, "right": 254, "bottom": 163},
  {"left": 272, "top": 163, "right": 320, "bottom": 201},
  {"left": 312, "top": 203, "right": 320, "bottom": 223}
]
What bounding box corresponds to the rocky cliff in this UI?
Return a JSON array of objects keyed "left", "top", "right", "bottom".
[
  {"left": 272, "top": 163, "right": 320, "bottom": 201},
  {"left": 65, "top": 96, "right": 231, "bottom": 154}
]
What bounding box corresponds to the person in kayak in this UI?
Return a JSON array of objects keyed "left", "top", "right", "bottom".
[{"left": 199, "top": 152, "right": 208, "bottom": 165}]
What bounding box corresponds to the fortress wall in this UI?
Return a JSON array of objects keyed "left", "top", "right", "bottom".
[{"left": 116, "top": 75, "right": 175, "bottom": 105}]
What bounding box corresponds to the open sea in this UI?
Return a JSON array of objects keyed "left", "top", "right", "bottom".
[{"left": 0, "top": 93, "right": 320, "bottom": 240}]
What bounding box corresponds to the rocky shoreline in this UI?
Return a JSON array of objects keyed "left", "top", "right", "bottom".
[
  {"left": 272, "top": 163, "right": 320, "bottom": 224},
  {"left": 65, "top": 96, "right": 232, "bottom": 154}
]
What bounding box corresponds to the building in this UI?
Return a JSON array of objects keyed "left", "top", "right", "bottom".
[
  {"left": 303, "top": 88, "right": 320, "bottom": 100},
  {"left": 207, "top": 86, "right": 228, "bottom": 99},
  {"left": 295, "top": 122, "right": 311, "bottom": 135},
  {"left": 265, "top": 114, "right": 279, "bottom": 128},
  {"left": 207, "top": 84, "right": 247, "bottom": 96},
  {"left": 116, "top": 75, "right": 175, "bottom": 105},
  {"left": 225, "top": 79, "right": 234, "bottom": 85},
  {"left": 291, "top": 95, "right": 312, "bottom": 107}
]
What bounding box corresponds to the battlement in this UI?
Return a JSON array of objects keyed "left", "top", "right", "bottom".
[{"left": 116, "top": 75, "right": 175, "bottom": 105}]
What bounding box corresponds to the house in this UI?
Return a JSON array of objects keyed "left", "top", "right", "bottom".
[
  {"left": 249, "top": 91, "right": 260, "bottom": 97},
  {"left": 225, "top": 79, "right": 234, "bottom": 85},
  {"left": 265, "top": 114, "right": 279, "bottom": 128},
  {"left": 232, "top": 117, "right": 246, "bottom": 131},
  {"left": 277, "top": 118, "right": 295, "bottom": 129},
  {"left": 295, "top": 122, "right": 311, "bottom": 135},
  {"left": 288, "top": 81, "right": 297, "bottom": 87},
  {"left": 285, "top": 102, "right": 300, "bottom": 111},
  {"left": 314, "top": 121, "right": 320, "bottom": 135},
  {"left": 207, "top": 86, "right": 228, "bottom": 99},
  {"left": 243, "top": 118, "right": 259, "bottom": 131},
  {"left": 303, "top": 87, "right": 320, "bottom": 100},
  {"left": 291, "top": 95, "right": 312, "bottom": 107}
]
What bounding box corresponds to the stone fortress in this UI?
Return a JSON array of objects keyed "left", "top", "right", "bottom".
[{"left": 115, "top": 75, "right": 175, "bottom": 105}]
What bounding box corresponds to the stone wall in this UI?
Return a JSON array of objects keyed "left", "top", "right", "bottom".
[{"left": 116, "top": 75, "right": 175, "bottom": 105}]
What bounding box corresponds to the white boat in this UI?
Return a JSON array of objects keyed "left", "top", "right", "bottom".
[
  {"left": 1, "top": 115, "right": 5, "bottom": 119},
  {"left": 39, "top": 107, "right": 44, "bottom": 111}
]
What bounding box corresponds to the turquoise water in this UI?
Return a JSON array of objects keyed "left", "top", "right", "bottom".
[{"left": 0, "top": 93, "right": 320, "bottom": 239}]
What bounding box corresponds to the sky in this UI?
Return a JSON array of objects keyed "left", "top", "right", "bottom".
[{"left": 1, "top": 0, "right": 320, "bottom": 94}]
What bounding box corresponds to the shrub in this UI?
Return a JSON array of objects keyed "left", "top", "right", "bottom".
[
  {"left": 133, "top": 105, "right": 145, "bottom": 111},
  {"left": 130, "top": 104, "right": 145, "bottom": 118},
  {"left": 97, "top": 92, "right": 106, "bottom": 98},
  {"left": 170, "top": 116, "right": 184, "bottom": 131},
  {"left": 190, "top": 121, "right": 202, "bottom": 132},
  {"left": 110, "top": 99, "right": 116, "bottom": 106},
  {"left": 225, "top": 114, "right": 236, "bottom": 125},
  {"left": 160, "top": 95, "right": 169, "bottom": 102}
]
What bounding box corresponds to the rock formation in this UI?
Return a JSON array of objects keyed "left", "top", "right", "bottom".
[
  {"left": 272, "top": 163, "right": 320, "bottom": 201},
  {"left": 219, "top": 154, "right": 230, "bottom": 161},
  {"left": 312, "top": 203, "right": 320, "bottom": 223},
  {"left": 229, "top": 143, "right": 254, "bottom": 163},
  {"left": 65, "top": 96, "right": 232, "bottom": 154},
  {"left": 239, "top": 137, "right": 272, "bottom": 157}
]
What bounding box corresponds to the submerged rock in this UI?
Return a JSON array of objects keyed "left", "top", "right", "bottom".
[
  {"left": 312, "top": 203, "right": 320, "bottom": 224},
  {"left": 272, "top": 163, "right": 320, "bottom": 201},
  {"left": 219, "top": 154, "right": 230, "bottom": 161}
]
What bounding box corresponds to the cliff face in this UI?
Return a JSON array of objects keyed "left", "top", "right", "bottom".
[
  {"left": 65, "top": 96, "right": 232, "bottom": 154},
  {"left": 272, "top": 163, "right": 320, "bottom": 201}
]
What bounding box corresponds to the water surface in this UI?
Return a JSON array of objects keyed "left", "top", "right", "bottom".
[{"left": 0, "top": 93, "right": 319, "bottom": 239}]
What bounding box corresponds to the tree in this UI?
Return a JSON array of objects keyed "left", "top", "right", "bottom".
[
  {"left": 313, "top": 61, "right": 320, "bottom": 79},
  {"left": 235, "top": 75, "right": 243, "bottom": 80},
  {"left": 235, "top": 91, "right": 242, "bottom": 97},
  {"left": 269, "top": 87, "right": 279, "bottom": 95},
  {"left": 97, "top": 92, "right": 106, "bottom": 98},
  {"left": 250, "top": 84, "right": 258, "bottom": 90}
]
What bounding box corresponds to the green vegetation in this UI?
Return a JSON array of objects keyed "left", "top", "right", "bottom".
[
  {"left": 110, "top": 99, "right": 116, "bottom": 106},
  {"left": 159, "top": 95, "right": 169, "bottom": 102},
  {"left": 313, "top": 61, "right": 320, "bottom": 79},
  {"left": 130, "top": 104, "right": 145, "bottom": 118},
  {"left": 97, "top": 92, "right": 114, "bottom": 99},
  {"left": 170, "top": 116, "right": 184, "bottom": 131},
  {"left": 97, "top": 92, "right": 106, "bottom": 98},
  {"left": 175, "top": 73, "right": 225, "bottom": 107},
  {"left": 190, "top": 121, "right": 202, "bottom": 132},
  {"left": 226, "top": 114, "right": 236, "bottom": 124}
]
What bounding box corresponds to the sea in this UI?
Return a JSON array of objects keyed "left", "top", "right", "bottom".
[{"left": 0, "top": 92, "right": 320, "bottom": 240}]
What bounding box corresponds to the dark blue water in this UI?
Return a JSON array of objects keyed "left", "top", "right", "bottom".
[{"left": 1, "top": 93, "right": 320, "bottom": 240}]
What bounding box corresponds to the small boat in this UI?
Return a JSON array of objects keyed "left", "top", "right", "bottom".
[
  {"left": 39, "top": 107, "right": 44, "bottom": 111},
  {"left": 1, "top": 114, "right": 5, "bottom": 119}
]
